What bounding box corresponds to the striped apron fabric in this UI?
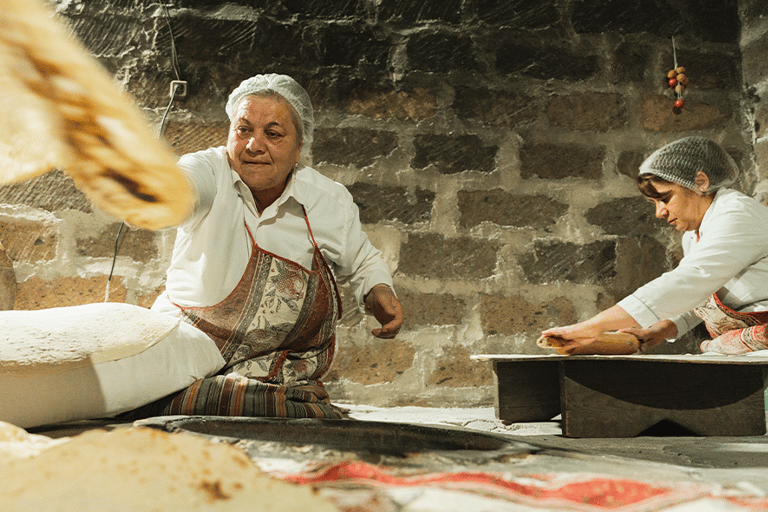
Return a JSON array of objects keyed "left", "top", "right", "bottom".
[
  {"left": 128, "top": 208, "right": 344, "bottom": 419},
  {"left": 694, "top": 293, "right": 768, "bottom": 354}
]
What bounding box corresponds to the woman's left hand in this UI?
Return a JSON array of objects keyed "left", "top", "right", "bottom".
[
  {"left": 620, "top": 319, "right": 677, "bottom": 353},
  {"left": 364, "top": 284, "right": 403, "bottom": 339}
]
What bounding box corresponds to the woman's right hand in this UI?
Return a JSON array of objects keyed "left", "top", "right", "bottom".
[{"left": 620, "top": 320, "right": 677, "bottom": 353}]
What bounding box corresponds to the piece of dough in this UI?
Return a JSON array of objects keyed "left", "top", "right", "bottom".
[
  {"left": 537, "top": 331, "right": 640, "bottom": 355},
  {"left": 0, "top": 427, "right": 339, "bottom": 511},
  {"left": 0, "top": 0, "right": 192, "bottom": 230}
]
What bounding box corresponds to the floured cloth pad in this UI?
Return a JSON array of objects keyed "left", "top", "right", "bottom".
[
  {"left": 537, "top": 331, "right": 639, "bottom": 355},
  {"left": 0, "top": 0, "right": 192, "bottom": 230},
  {"left": 0, "top": 427, "right": 339, "bottom": 511},
  {"left": 0, "top": 302, "right": 179, "bottom": 374}
]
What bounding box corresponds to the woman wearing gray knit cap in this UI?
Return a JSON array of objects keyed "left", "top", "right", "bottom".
[
  {"left": 132, "top": 74, "right": 402, "bottom": 419},
  {"left": 542, "top": 136, "right": 768, "bottom": 355}
]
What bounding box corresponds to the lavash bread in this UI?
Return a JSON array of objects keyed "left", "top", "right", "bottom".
[
  {"left": 0, "top": 427, "right": 339, "bottom": 511},
  {"left": 0, "top": 0, "right": 193, "bottom": 230},
  {"left": 0, "top": 420, "right": 68, "bottom": 459}
]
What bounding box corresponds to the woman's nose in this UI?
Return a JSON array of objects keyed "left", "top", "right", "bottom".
[
  {"left": 655, "top": 201, "right": 667, "bottom": 218},
  {"left": 245, "top": 135, "right": 264, "bottom": 152}
]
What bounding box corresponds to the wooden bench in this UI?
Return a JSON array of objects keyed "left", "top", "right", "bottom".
[{"left": 471, "top": 354, "right": 768, "bottom": 438}]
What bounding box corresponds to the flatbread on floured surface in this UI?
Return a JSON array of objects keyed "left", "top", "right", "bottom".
[
  {"left": 0, "top": 303, "right": 180, "bottom": 374},
  {"left": 0, "top": 427, "right": 339, "bottom": 511},
  {"left": 0, "top": 0, "right": 193, "bottom": 230}
]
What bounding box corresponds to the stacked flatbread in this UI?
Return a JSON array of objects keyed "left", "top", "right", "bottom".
[
  {"left": 0, "top": 0, "right": 192, "bottom": 230},
  {"left": 0, "top": 426, "right": 339, "bottom": 511}
]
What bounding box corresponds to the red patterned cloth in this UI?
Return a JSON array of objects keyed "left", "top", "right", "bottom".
[{"left": 694, "top": 294, "right": 768, "bottom": 354}]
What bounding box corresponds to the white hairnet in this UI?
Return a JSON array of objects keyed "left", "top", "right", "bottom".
[
  {"left": 225, "top": 74, "right": 314, "bottom": 156},
  {"left": 638, "top": 137, "right": 738, "bottom": 192}
]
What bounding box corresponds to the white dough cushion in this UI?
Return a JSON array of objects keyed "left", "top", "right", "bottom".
[{"left": 0, "top": 303, "right": 225, "bottom": 429}]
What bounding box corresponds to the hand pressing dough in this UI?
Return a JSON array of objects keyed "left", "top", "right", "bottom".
[{"left": 0, "top": 0, "right": 193, "bottom": 230}]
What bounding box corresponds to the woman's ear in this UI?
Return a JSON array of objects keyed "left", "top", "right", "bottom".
[{"left": 694, "top": 171, "right": 710, "bottom": 193}]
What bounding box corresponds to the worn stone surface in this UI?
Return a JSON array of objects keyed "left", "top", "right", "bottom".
[
  {"left": 326, "top": 338, "right": 416, "bottom": 386},
  {"left": 314, "top": 128, "right": 399, "bottom": 167},
  {"left": 458, "top": 190, "right": 568, "bottom": 229},
  {"left": 399, "top": 233, "right": 498, "bottom": 279},
  {"left": 426, "top": 346, "right": 493, "bottom": 388},
  {"left": 76, "top": 223, "right": 159, "bottom": 261},
  {"left": 324, "top": 81, "right": 439, "bottom": 121},
  {"left": 412, "top": 134, "right": 497, "bottom": 174},
  {"left": 546, "top": 93, "right": 627, "bottom": 132},
  {"left": 399, "top": 292, "right": 465, "bottom": 329},
  {"left": 612, "top": 42, "right": 650, "bottom": 84},
  {"left": 586, "top": 196, "right": 671, "bottom": 238},
  {"left": 15, "top": 276, "right": 127, "bottom": 310},
  {"left": 347, "top": 183, "right": 434, "bottom": 225},
  {"left": 640, "top": 94, "right": 731, "bottom": 132},
  {"left": 0, "top": 170, "right": 91, "bottom": 214},
  {"left": 518, "top": 240, "right": 617, "bottom": 285},
  {"left": 0, "top": 218, "right": 58, "bottom": 263},
  {"left": 494, "top": 38, "right": 600, "bottom": 81},
  {"left": 617, "top": 151, "right": 647, "bottom": 180},
  {"left": 520, "top": 143, "right": 605, "bottom": 180},
  {"left": 453, "top": 87, "right": 537, "bottom": 127},
  {"left": 480, "top": 294, "right": 577, "bottom": 336}
]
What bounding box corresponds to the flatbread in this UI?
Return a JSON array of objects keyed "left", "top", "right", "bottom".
[
  {"left": 0, "top": 427, "right": 340, "bottom": 511},
  {"left": 0, "top": 0, "right": 193, "bottom": 230},
  {"left": 537, "top": 331, "right": 640, "bottom": 355},
  {"left": 0, "top": 303, "right": 180, "bottom": 375}
]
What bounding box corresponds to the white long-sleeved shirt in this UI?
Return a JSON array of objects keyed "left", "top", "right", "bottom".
[
  {"left": 152, "top": 146, "right": 393, "bottom": 315},
  {"left": 618, "top": 188, "right": 768, "bottom": 337}
]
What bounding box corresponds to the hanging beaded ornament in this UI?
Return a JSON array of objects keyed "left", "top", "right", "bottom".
[{"left": 666, "top": 37, "right": 689, "bottom": 114}]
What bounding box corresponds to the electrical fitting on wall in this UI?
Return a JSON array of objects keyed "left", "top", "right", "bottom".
[{"left": 170, "top": 79, "right": 187, "bottom": 99}]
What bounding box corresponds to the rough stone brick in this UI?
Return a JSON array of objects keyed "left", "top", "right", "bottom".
[
  {"left": 314, "top": 80, "right": 438, "bottom": 121},
  {"left": 412, "top": 134, "right": 497, "bottom": 174},
  {"left": 326, "top": 338, "right": 415, "bottom": 385},
  {"left": 586, "top": 196, "right": 672, "bottom": 238},
  {"left": 742, "top": 29, "right": 768, "bottom": 90},
  {"left": 406, "top": 32, "right": 479, "bottom": 74},
  {"left": 610, "top": 235, "right": 671, "bottom": 302},
  {"left": 754, "top": 140, "right": 768, "bottom": 188},
  {"left": 480, "top": 294, "right": 576, "bottom": 336},
  {"left": 0, "top": 218, "right": 58, "bottom": 263},
  {"left": 640, "top": 94, "right": 731, "bottom": 132},
  {"left": 518, "top": 239, "right": 617, "bottom": 285},
  {"left": 0, "top": 242, "right": 15, "bottom": 311},
  {"left": 519, "top": 142, "right": 605, "bottom": 180},
  {"left": 163, "top": 120, "right": 228, "bottom": 156},
  {"left": 471, "top": 0, "right": 560, "bottom": 29},
  {"left": 572, "top": 0, "right": 738, "bottom": 44},
  {"left": 755, "top": 99, "right": 768, "bottom": 140},
  {"left": 546, "top": 93, "right": 627, "bottom": 132},
  {"left": 458, "top": 189, "right": 568, "bottom": 229},
  {"left": 617, "top": 151, "right": 647, "bottom": 179},
  {"left": 281, "top": 0, "right": 360, "bottom": 18},
  {"left": 668, "top": 49, "right": 740, "bottom": 91},
  {"left": 494, "top": 39, "right": 600, "bottom": 81},
  {"left": 317, "top": 24, "right": 392, "bottom": 72},
  {"left": 427, "top": 346, "right": 492, "bottom": 388},
  {"left": 399, "top": 291, "right": 465, "bottom": 329},
  {"left": 347, "top": 183, "right": 434, "bottom": 225},
  {"left": 76, "top": 223, "right": 159, "bottom": 261},
  {"left": 399, "top": 233, "right": 498, "bottom": 279},
  {"left": 137, "top": 285, "right": 165, "bottom": 309},
  {"left": 0, "top": 169, "right": 91, "bottom": 214},
  {"left": 452, "top": 87, "right": 537, "bottom": 127},
  {"left": 313, "top": 128, "right": 399, "bottom": 167},
  {"left": 15, "top": 276, "right": 127, "bottom": 310},
  {"left": 613, "top": 42, "right": 650, "bottom": 83},
  {"left": 380, "top": 0, "right": 463, "bottom": 24}
]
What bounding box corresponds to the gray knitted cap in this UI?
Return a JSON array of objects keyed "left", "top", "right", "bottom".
[
  {"left": 225, "top": 74, "right": 314, "bottom": 157},
  {"left": 638, "top": 137, "right": 738, "bottom": 191}
]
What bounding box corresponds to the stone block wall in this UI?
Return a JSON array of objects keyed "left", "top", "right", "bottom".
[{"left": 0, "top": 0, "right": 764, "bottom": 407}]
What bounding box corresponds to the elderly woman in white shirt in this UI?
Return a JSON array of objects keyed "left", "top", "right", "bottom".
[
  {"left": 137, "top": 74, "right": 402, "bottom": 419},
  {"left": 541, "top": 136, "right": 768, "bottom": 355}
]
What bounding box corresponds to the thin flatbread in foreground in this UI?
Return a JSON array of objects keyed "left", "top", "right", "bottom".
[{"left": 0, "top": 0, "right": 192, "bottom": 230}]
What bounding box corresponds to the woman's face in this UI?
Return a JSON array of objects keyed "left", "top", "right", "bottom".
[
  {"left": 647, "top": 181, "right": 712, "bottom": 232},
  {"left": 226, "top": 95, "right": 302, "bottom": 211}
]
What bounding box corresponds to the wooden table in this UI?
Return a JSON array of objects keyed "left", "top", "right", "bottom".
[{"left": 471, "top": 354, "right": 768, "bottom": 438}]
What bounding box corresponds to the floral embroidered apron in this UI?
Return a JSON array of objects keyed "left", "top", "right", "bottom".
[
  {"left": 694, "top": 293, "right": 768, "bottom": 354},
  {"left": 126, "top": 208, "right": 345, "bottom": 419}
]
